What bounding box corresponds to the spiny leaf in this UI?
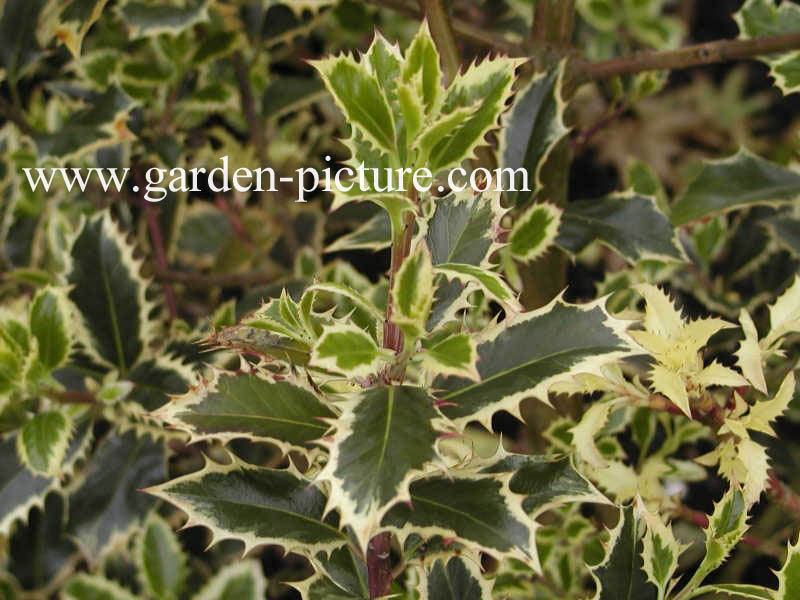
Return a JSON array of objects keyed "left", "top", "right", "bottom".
[
  {"left": 776, "top": 533, "right": 800, "bottom": 599},
  {"left": 326, "top": 212, "right": 391, "bottom": 253},
  {"left": 44, "top": 0, "right": 109, "bottom": 58},
  {"left": 0, "top": 0, "right": 46, "bottom": 84},
  {"left": 692, "top": 583, "right": 776, "bottom": 600},
  {"left": 765, "top": 275, "right": 800, "bottom": 348},
  {"left": 509, "top": 202, "right": 562, "bottom": 262},
  {"left": 318, "top": 386, "right": 444, "bottom": 550},
  {"left": 438, "top": 297, "right": 633, "bottom": 428},
  {"left": 392, "top": 245, "right": 434, "bottom": 341},
  {"left": 63, "top": 574, "right": 137, "bottom": 600},
  {"left": 670, "top": 149, "right": 800, "bottom": 226},
  {"left": 118, "top": 0, "right": 209, "bottom": 38},
  {"left": 153, "top": 368, "right": 334, "bottom": 453},
  {"left": 146, "top": 456, "right": 348, "bottom": 556},
  {"left": 310, "top": 545, "right": 369, "bottom": 599},
  {"left": 310, "top": 323, "right": 387, "bottom": 378},
  {"left": 67, "top": 212, "right": 156, "bottom": 375},
  {"left": 16, "top": 410, "right": 72, "bottom": 477},
  {"left": 640, "top": 508, "right": 682, "bottom": 600},
  {"left": 194, "top": 560, "right": 267, "bottom": 600},
  {"left": 401, "top": 21, "right": 443, "bottom": 114},
  {"left": 558, "top": 192, "right": 686, "bottom": 263},
  {"left": 382, "top": 473, "right": 537, "bottom": 565},
  {"left": 136, "top": 513, "right": 186, "bottom": 600},
  {"left": 500, "top": 63, "right": 570, "bottom": 207},
  {"left": 418, "top": 332, "right": 479, "bottom": 380},
  {"left": 589, "top": 504, "right": 657, "bottom": 600},
  {"left": 435, "top": 263, "right": 520, "bottom": 312},
  {"left": 28, "top": 286, "right": 72, "bottom": 370}
]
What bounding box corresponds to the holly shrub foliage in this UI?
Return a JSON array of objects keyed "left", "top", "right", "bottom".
[{"left": 3, "top": 0, "right": 800, "bottom": 599}]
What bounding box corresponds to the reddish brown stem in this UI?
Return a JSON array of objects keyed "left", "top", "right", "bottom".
[
  {"left": 367, "top": 532, "right": 393, "bottom": 599},
  {"left": 143, "top": 205, "right": 177, "bottom": 322}
]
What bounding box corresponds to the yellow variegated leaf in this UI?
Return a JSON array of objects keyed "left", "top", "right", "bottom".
[
  {"left": 650, "top": 366, "right": 690, "bottom": 419},
  {"left": 766, "top": 275, "right": 800, "bottom": 348},
  {"left": 692, "top": 361, "right": 748, "bottom": 389},
  {"left": 743, "top": 371, "right": 795, "bottom": 436},
  {"left": 736, "top": 309, "right": 767, "bottom": 393},
  {"left": 391, "top": 244, "right": 434, "bottom": 341}
]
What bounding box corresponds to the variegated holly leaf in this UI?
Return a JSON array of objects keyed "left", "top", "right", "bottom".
[
  {"left": 392, "top": 245, "right": 434, "bottom": 341},
  {"left": 775, "top": 534, "right": 800, "bottom": 599},
  {"left": 589, "top": 504, "right": 657, "bottom": 600},
  {"left": 401, "top": 21, "right": 442, "bottom": 116},
  {"left": 68, "top": 430, "right": 166, "bottom": 561},
  {"left": 146, "top": 456, "right": 347, "bottom": 556},
  {"left": 291, "top": 573, "right": 365, "bottom": 600},
  {"left": 126, "top": 356, "right": 194, "bottom": 412},
  {"left": 16, "top": 410, "right": 72, "bottom": 477},
  {"left": 509, "top": 202, "right": 562, "bottom": 262},
  {"left": 319, "top": 386, "right": 444, "bottom": 549},
  {"left": 33, "top": 87, "right": 135, "bottom": 161},
  {"left": 136, "top": 513, "right": 186, "bottom": 600},
  {"left": 435, "top": 263, "right": 521, "bottom": 312},
  {"left": 42, "top": 0, "right": 108, "bottom": 58},
  {"left": 194, "top": 560, "right": 267, "bottom": 600},
  {"left": 302, "top": 545, "right": 369, "bottom": 600},
  {"left": 437, "top": 297, "right": 633, "bottom": 428},
  {"left": 691, "top": 584, "right": 775, "bottom": 600},
  {"left": 0, "top": 416, "right": 91, "bottom": 535},
  {"left": 326, "top": 211, "right": 391, "bottom": 253},
  {"left": 557, "top": 193, "right": 685, "bottom": 264},
  {"left": 479, "top": 450, "right": 608, "bottom": 515},
  {"left": 640, "top": 507, "right": 682, "bottom": 600},
  {"left": 63, "top": 574, "right": 137, "bottom": 600},
  {"left": 764, "top": 275, "right": 800, "bottom": 348},
  {"left": 418, "top": 332, "right": 479, "bottom": 380},
  {"left": 764, "top": 215, "right": 800, "bottom": 258},
  {"left": 421, "top": 556, "right": 492, "bottom": 600},
  {"left": 118, "top": 0, "right": 209, "bottom": 38},
  {"left": 310, "top": 323, "right": 388, "bottom": 378},
  {"left": 28, "top": 286, "right": 72, "bottom": 371},
  {"left": 427, "top": 56, "right": 525, "bottom": 173},
  {"left": 670, "top": 149, "right": 800, "bottom": 226},
  {"left": 736, "top": 0, "right": 800, "bottom": 94},
  {"left": 310, "top": 54, "right": 396, "bottom": 156},
  {"left": 500, "top": 63, "right": 569, "bottom": 208},
  {"left": 381, "top": 473, "right": 537, "bottom": 565},
  {"left": 67, "top": 212, "right": 156, "bottom": 374},
  {"left": 678, "top": 487, "right": 749, "bottom": 597},
  {"left": 154, "top": 368, "right": 333, "bottom": 452}
]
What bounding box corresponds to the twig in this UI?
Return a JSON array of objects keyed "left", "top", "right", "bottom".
[
  {"left": 768, "top": 472, "right": 800, "bottom": 522},
  {"left": 153, "top": 266, "right": 284, "bottom": 288},
  {"left": 580, "top": 32, "right": 800, "bottom": 80},
  {"left": 570, "top": 102, "right": 628, "bottom": 152}
]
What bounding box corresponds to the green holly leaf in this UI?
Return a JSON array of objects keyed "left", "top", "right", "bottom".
[
  {"left": 28, "top": 286, "right": 72, "bottom": 371},
  {"left": 670, "top": 149, "right": 800, "bottom": 226},
  {"left": 68, "top": 431, "right": 166, "bottom": 561},
  {"left": 194, "top": 561, "right": 267, "bottom": 600},
  {"left": 0, "top": 0, "right": 46, "bottom": 84},
  {"left": 16, "top": 411, "right": 72, "bottom": 477},
  {"left": 422, "top": 556, "right": 492, "bottom": 600},
  {"left": 63, "top": 574, "right": 137, "bottom": 600},
  {"left": 382, "top": 473, "right": 537, "bottom": 565},
  {"left": 154, "top": 368, "right": 334, "bottom": 453},
  {"left": 435, "top": 263, "right": 521, "bottom": 312},
  {"left": 438, "top": 298, "right": 633, "bottom": 428},
  {"left": 136, "top": 514, "right": 186, "bottom": 600},
  {"left": 146, "top": 456, "right": 348, "bottom": 556},
  {"left": 589, "top": 505, "right": 657, "bottom": 600},
  {"left": 558, "top": 192, "right": 685, "bottom": 264},
  {"left": 126, "top": 356, "right": 194, "bottom": 412},
  {"left": 308, "top": 545, "right": 368, "bottom": 600},
  {"left": 326, "top": 212, "right": 392, "bottom": 253},
  {"left": 640, "top": 509, "right": 682, "bottom": 600},
  {"left": 418, "top": 332, "right": 479, "bottom": 380},
  {"left": 67, "top": 212, "right": 156, "bottom": 375},
  {"left": 500, "top": 63, "right": 569, "bottom": 207},
  {"left": 318, "top": 386, "right": 444, "bottom": 549},
  {"left": 310, "top": 323, "right": 387, "bottom": 378},
  {"left": 45, "top": 0, "right": 109, "bottom": 58},
  {"left": 691, "top": 584, "right": 775, "bottom": 600},
  {"left": 401, "top": 21, "right": 443, "bottom": 115},
  {"left": 776, "top": 533, "right": 800, "bottom": 599},
  {"left": 479, "top": 450, "right": 608, "bottom": 515},
  {"left": 509, "top": 202, "right": 562, "bottom": 262}
]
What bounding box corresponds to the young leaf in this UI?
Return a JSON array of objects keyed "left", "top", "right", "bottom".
[
  {"left": 509, "top": 202, "right": 562, "bottom": 262},
  {"left": 145, "top": 456, "right": 348, "bottom": 556},
  {"left": 63, "top": 574, "right": 137, "bottom": 600},
  {"left": 670, "top": 149, "right": 800, "bottom": 226},
  {"left": 67, "top": 212, "right": 156, "bottom": 374},
  {"left": 311, "top": 54, "right": 396, "bottom": 156},
  {"left": 558, "top": 193, "right": 686, "bottom": 264},
  {"left": 735, "top": 309, "right": 767, "bottom": 394},
  {"left": 68, "top": 431, "right": 166, "bottom": 561},
  {"left": 382, "top": 473, "right": 537, "bottom": 566},
  {"left": 136, "top": 513, "right": 186, "bottom": 600},
  {"left": 500, "top": 63, "right": 570, "bottom": 207},
  {"left": 402, "top": 21, "right": 443, "bottom": 114},
  {"left": 28, "top": 286, "right": 72, "bottom": 371},
  {"left": 776, "top": 534, "right": 800, "bottom": 599},
  {"left": 589, "top": 505, "right": 657, "bottom": 600},
  {"left": 765, "top": 275, "right": 800, "bottom": 348},
  {"left": 437, "top": 297, "right": 633, "bottom": 428},
  {"left": 422, "top": 556, "right": 492, "bottom": 600},
  {"left": 194, "top": 560, "right": 267, "bottom": 600},
  {"left": 310, "top": 323, "right": 387, "bottom": 378},
  {"left": 392, "top": 245, "right": 434, "bottom": 341},
  {"left": 640, "top": 509, "right": 682, "bottom": 600},
  {"left": 418, "top": 333, "right": 479, "bottom": 380},
  {"left": 16, "top": 411, "right": 72, "bottom": 477},
  {"left": 153, "top": 368, "right": 334, "bottom": 453},
  {"left": 435, "top": 263, "right": 521, "bottom": 312},
  {"left": 318, "top": 386, "right": 444, "bottom": 549}
]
